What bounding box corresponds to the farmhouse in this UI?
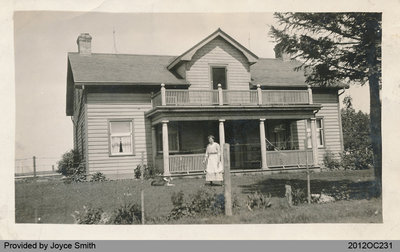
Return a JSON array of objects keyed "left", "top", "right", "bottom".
[{"left": 66, "top": 29, "right": 347, "bottom": 179}]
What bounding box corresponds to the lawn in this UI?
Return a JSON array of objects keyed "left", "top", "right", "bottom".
[{"left": 15, "top": 169, "right": 382, "bottom": 224}]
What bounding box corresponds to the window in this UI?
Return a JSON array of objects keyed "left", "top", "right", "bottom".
[
  {"left": 156, "top": 123, "right": 180, "bottom": 153},
  {"left": 211, "top": 66, "right": 227, "bottom": 89},
  {"left": 109, "top": 120, "right": 134, "bottom": 155},
  {"left": 306, "top": 118, "right": 325, "bottom": 148},
  {"left": 316, "top": 118, "right": 324, "bottom": 147}
]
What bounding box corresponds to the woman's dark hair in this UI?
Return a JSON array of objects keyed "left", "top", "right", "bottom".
[{"left": 207, "top": 135, "right": 215, "bottom": 140}]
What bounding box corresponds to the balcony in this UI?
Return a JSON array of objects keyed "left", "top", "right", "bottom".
[{"left": 151, "top": 84, "right": 312, "bottom": 108}]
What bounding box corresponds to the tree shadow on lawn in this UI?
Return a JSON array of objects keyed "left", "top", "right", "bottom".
[{"left": 239, "top": 178, "right": 379, "bottom": 200}]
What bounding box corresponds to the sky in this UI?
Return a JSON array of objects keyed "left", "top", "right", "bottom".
[{"left": 14, "top": 11, "right": 370, "bottom": 171}]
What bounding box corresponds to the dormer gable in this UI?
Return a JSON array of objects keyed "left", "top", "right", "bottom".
[{"left": 167, "top": 28, "right": 259, "bottom": 75}]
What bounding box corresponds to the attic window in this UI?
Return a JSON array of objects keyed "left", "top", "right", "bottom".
[
  {"left": 211, "top": 66, "right": 227, "bottom": 89},
  {"left": 109, "top": 120, "right": 134, "bottom": 156}
]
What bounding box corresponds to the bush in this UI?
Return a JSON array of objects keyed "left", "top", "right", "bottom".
[
  {"left": 57, "top": 149, "right": 81, "bottom": 176},
  {"left": 72, "top": 206, "right": 104, "bottom": 224},
  {"left": 246, "top": 191, "right": 272, "bottom": 211},
  {"left": 90, "top": 172, "right": 108, "bottom": 182},
  {"left": 292, "top": 188, "right": 307, "bottom": 206},
  {"left": 112, "top": 203, "right": 142, "bottom": 224},
  {"left": 58, "top": 149, "right": 86, "bottom": 183},
  {"left": 340, "top": 149, "right": 373, "bottom": 170},
  {"left": 322, "top": 150, "right": 341, "bottom": 170},
  {"left": 134, "top": 164, "right": 163, "bottom": 179},
  {"left": 168, "top": 189, "right": 239, "bottom": 220}
]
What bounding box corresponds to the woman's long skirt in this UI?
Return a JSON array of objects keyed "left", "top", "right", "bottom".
[{"left": 206, "top": 154, "right": 223, "bottom": 182}]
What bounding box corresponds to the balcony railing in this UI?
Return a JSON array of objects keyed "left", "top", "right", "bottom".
[{"left": 152, "top": 83, "right": 312, "bottom": 107}]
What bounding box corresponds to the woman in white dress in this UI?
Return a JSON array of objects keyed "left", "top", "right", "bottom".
[{"left": 203, "top": 135, "right": 223, "bottom": 185}]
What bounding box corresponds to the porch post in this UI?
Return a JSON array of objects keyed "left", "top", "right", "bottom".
[
  {"left": 162, "top": 120, "right": 170, "bottom": 176},
  {"left": 310, "top": 118, "right": 319, "bottom": 166},
  {"left": 307, "top": 85, "right": 313, "bottom": 104},
  {"left": 218, "top": 84, "right": 223, "bottom": 105},
  {"left": 219, "top": 119, "right": 226, "bottom": 167},
  {"left": 161, "top": 83, "right": 166, "bottom": 106},
  {"left": 257, "top": 84, "right": 262, "bottom": 105},
  {"left": 151, "top": 126, "right": 157, "bottom": 167},
  {"left": 259, "top": 118, "right": 268, "bottom": 169}
]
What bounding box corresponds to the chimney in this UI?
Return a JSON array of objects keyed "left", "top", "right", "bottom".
[
  {"left": 274, "top": 44, "right": 291, "bottom": 61},
  {"left": 77, "top": 33, "right": 92, "bottom": 55}
]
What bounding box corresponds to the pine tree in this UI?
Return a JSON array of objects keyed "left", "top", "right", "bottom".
[{"left": 270, "top": 13, "right": 381, "bottom": 195}]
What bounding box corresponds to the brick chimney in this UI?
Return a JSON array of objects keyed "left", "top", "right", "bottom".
[{"left": 77, "top": 33, "right": 92, "bottom": 55}]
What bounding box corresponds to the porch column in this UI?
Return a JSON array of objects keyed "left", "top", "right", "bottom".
[
  {"left": 257, "top": 84, "right": 262, "bottom": 105},
  {"left": 307, "top": 85, "right": 313, "bottom": 104},
  {"left": 151, "top": 126, "right": 157, "bottom": 167},
  {"left": 218, "top": 84, "right": 223, "bottom": 105},
  {"left": 219, "top": 119, "right": 225, "bottom": 167},
  {"left": 162, "top": 120, "right": 170, "bottom": 176},
  {"left": 161, "top": 83, "right": 166, "bottom": 106},
  {"left": 259, "top": 118, "right": 268, "bottom": 169},
  {"left": 310, "top": 118, "right": 319, "bottom": 166}
]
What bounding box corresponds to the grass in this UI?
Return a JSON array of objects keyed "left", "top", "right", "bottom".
[{"left": 15, "top": 169, "right": 382, "bottom": 224}]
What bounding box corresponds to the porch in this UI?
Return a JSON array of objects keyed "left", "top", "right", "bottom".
[{"left": 150, "top": 119, "right": 319, "bottom": 176}]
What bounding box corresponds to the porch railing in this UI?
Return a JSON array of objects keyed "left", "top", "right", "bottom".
[
  {"left": 151, "top": 84, "right": 312, "bottom": 107},
  {"left": 169, "top": 154, "right": 205, "bottom": 174},
  {"left": 266, "top": 149, "right": 313, "bottom": 168}
]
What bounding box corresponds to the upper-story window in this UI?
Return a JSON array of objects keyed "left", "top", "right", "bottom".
[{"left": 211, "top": 66, "right": 227, "bottom": 89}]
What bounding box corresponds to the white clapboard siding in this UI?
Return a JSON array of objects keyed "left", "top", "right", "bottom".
[
  {"left": 313, "top": 90, "right": 343, "bottom": 163},
  {"left": 73, "top": 89, "right": 87, "bottom": 164},
  {"left": 86, "top": 92, "right": 152, "bottom": 177},
  {"left": 186, "top": 37, "right": 251, "bottom": 90}
]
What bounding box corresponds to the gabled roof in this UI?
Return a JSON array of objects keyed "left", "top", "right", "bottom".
[
  {"left": 167, "top": 28, "right": 259, "bottom": 71},
  {"left": 68, "top": 53, "right": 188, "bottom": 85}
]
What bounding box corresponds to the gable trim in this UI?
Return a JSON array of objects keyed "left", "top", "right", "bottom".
[{"left": 167, "top": 28, "right": 259, "bottom": 71}]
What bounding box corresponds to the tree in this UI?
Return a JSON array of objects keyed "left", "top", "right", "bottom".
[{"left": 270, "top": 13, "right": 382, "bottom": 195}]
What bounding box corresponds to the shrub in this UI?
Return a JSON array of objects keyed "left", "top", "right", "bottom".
[
  {"left": 63, "top": 163, "right": 87, "bottom": 184},
  {"left": 90, "top": 172, "right": 108, "bottom": 182},
  {"left": 168, "top": 191, "right": 192, "bottom": 220},
  {"left": 57, "top": 149, "right": 81, "bottom": 176},
  {"left": 112, "top": 203, "right": 142, "bottom": 224},
  {"left": 134, "top": 164, "right": 163, "bottom": 179},
  {"left": 58, "top": 149, "right": 87, "bottom": 183},
  {"left": 340, "top": 149, "right": 373, "bottom": 170},
  {"left": 72, "top": 206, "right": 104, "bottom": 224},
  {"left": 168, "top": 189, "right": 239, "bottom": 220},
  {"left": 292, "top": 188, "right": 307, "bottom": 206},
  {"left": 322, "top": 150, "right": 341, "bottom": 170},
  {"left": 246, "top": 191, "right": 272, "bottom": 211}
]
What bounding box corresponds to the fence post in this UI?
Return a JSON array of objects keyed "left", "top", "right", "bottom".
[
  {"left": 141, "top": 151, "right": 145, "bottom": 180},
  {"left": 285, "top": 185, "right": 293, "bottom": 207},
  {"left": 141, "top": 190, "right": 145, "bottom": 224},
  {"left": 223, "top": 144, "right": 232, "bottom": 216},
  {"left": 305, "top": 139, "right": 311, "bottom": 204},
  {"left": 52, "top": 165, "right": 55, "bottom": 172},
  {"left": 33, "top": 156, "right": 36, "bottom": 178}
]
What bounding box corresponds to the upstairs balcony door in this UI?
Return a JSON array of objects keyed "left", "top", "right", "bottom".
[{"left": 211, "top": 66, "right": 227, "bottom": 90}]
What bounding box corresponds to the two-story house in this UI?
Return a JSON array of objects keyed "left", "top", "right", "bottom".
[{"left": 66, "top": 29, "right": 347, "bottom": 179}]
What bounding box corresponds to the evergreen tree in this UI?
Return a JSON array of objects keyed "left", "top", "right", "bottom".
[{"left": 270, "top": 13, "right": 381, "bottom": 195}]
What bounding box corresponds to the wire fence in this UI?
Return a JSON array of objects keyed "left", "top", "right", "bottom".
[{"left": 15, "top": 156, "right": 60, "bottom": 177}]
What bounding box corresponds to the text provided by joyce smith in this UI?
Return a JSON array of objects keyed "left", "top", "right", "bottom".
[{"left": 3, "top": 241, "right": 96, "bottom": 250}]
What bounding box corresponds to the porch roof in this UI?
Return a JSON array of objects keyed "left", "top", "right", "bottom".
[{"left": 145, "top": 104, "right": 322, "bottom": 125}]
